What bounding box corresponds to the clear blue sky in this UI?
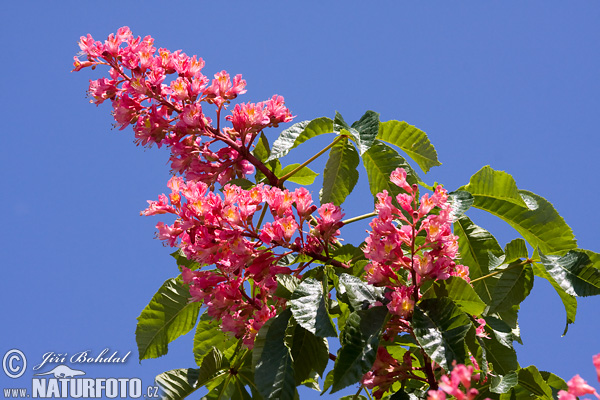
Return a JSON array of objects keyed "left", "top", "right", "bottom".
[{"left": 1, "top": 1, "right": 599, "bottom": 398}]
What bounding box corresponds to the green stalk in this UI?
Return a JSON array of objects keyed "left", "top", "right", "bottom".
[
  {"left": 277, "top": 134, "right": 347, "bottom": 185},
  {"left": 470, "top": 258, "right": 534, "bottom": 284},
  {"left": 342, "top": 211, "right": 378, "bottom": 225}
]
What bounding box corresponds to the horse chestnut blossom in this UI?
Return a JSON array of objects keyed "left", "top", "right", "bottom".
[
  {"left": 427, "top": 363, "right": 486, "bottom": 400},
  {"left": 363, "top": 168, "right": 468, "bottom": 316},
  {"left": 73, "top": 26, "right": 293, "bottom": 187},
  {"left": 142, "top": 177, "right": 345, "bottom": 346}
]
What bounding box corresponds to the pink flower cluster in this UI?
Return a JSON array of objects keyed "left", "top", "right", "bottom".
[
  {"left": 362, "top": 347, "right": 414, "bottom": 399},
  {"left": 427, "top": 364, "right": 485, "bottom": 400},
  {"left": 558, "top": 354, "right": 600, "bottom": 400},
  {"left": 363, "top": 168, "right": 468, "bottom": 318},
  {"left": 142, "top": 177, "right": 344, "bottom": 346},
  {"left": 73, "top": 27, "right": 293, "bottom": 186}
]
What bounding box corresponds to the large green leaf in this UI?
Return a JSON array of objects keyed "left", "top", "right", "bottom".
[
  {"left": 333, "top": 111, "right": 379, "bottom": 155},
  {"left": 488, "top": 263, "right": 534, "bottom": 314},
  {"left": 136, "top": 278, "right": 202, "bottom": 360},
  {"left": 504, "top": 239, "right": 529, "bottom": 264},
  {"left": 156, "top": 368, "right": 201, "bottom": 400},
  {"left": 289, "top": 278, "right": 337, "bottom": 337},
  {"left": 538, "top": 250, "right": 600, "bottom": 297},
  {"left": 252, "top": 309, "right": 296, "bottom": 400},
  {"left": 454, "top": 216, "right": 503, "bottom": 303},
  {"left": 252, "top": 132, "right": 271, "bottom": 162},
  {"left": 289, "top": 324, "right": 329, "bottom": 384},
  {"left": 193, "top": 313, "right": 237, "bottom": 366},
  {"left": 461, "top": 166, "right": 577, "bottom": 254},
  {"left": 377, "top": 120, "right": 441, "bottom": 173},
  {"left": 447, "top": 190, "right": 474, "bottom": 222},
  {"left": 276, "top": 163, "right": 319, "bottom": 185},
  {"left": 532, "top": 263, "right": 577, "bottom": 336},
  {"left": 412, "top": 298, "right": 471, "bottom": 371},
  {"left": 513, "top": 366, "right": 554, "bottom": 400},
  {"left": 331, "top": 306, "right": 388, "bottom": 393},
  {"left": 483, "top": 330, "right": 519, "bottom": 376},
  {"left": 319, "top": 136, "right": 360, "bottom": 206},
  {"left": 362, "top": 140, "right": 420, "bottom": 203},
  {"left": 156, "top": 349, "right": 229, "bottom": 400},
  {"left": 337, "top": 273, "right": 385, "bottom": 312},
  {"left": 490, "top": 371, "right": 519, "bottom": 394},
  {"left": 267, "top": 117, "right": 333, "bottom": 162},
  {"left": 421, "top": 277, "right": 486, "bottom": 316}
]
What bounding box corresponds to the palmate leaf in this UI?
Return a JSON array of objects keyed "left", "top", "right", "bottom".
[
  {"left": 487, "top": 263, "right": 534, "bottom": 314},
  {"left": 447, "top": 190, "right": 474, "bottom": 222},
  {"left": 362, "top": 140, "right": 420, "bottom": 203},
  {"left": 288, "top": 278, "right": 337, "bottom": 337},
  {"left": 532, "top": 263, "right": 577, "bottom": 335},
  {"left": 136, "top": 278, "right": 202, "bottom": 360},
  {"left": 412, "top": 298, "right": 471, "bottom": 371},
  {"left": 267, "top": 117, "right": 334, "bottom": 162},
  {"left": 538, "top": 250, "right": 600, "bottom": 297},
  {"left": 421, "top": 277, "right": 486, "bottom": 316},
  {"left": 461, "top": 166, "right": 577, "bottom": 255},
  {"left": 193, "top": 313, "right": 237, "bottom": 366},
  {"left": 289, "top": 324, "right": 329, "bottom": 384},
  {"left": 454, "top": 216, "right": 503, "bottom": 303},
  {"left": 377, "top": 120, "right": 441, "bottom": 173},
  {"left": 156, "top": 348, "right": 229, "bottom": 400},
  {"left": 333, "top": 111, "right": 379, "bottom": 155},
  {"left": 276, "top": 163, "right": 319, "bottom": 185},
  {"left": 337, "top": 273, "right": 385, "bottom": 312},
  {"left": 252, "top": 309, "right": 296, "bottom": 400},
  {"left": 319, "top": 136, "right": 360, "bottom": 206},
  {"left": 331, "top": 306, "right": 388, "bottom": 393}
]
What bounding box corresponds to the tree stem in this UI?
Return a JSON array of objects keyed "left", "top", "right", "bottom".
[{"left": 342, "top": 211, "right": 378, "bottom": 225}]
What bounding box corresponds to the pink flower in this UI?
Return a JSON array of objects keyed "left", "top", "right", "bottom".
[
  {"left": 594, "top": 353, "right": 600, "bottom": 383},
  {"left": 566, "top": 375, "right": 600, "bottom": 398}
]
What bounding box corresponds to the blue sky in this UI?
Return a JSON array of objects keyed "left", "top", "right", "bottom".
[{"left": 1, "top": 1, "right": 599, "bottom": 398}]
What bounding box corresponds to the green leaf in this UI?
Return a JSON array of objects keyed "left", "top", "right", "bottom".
[
  {"left": 504, "top": 239, "right": 528, "bottom": 264},
  {"left": 277, "top": 163, "right": 319, "bottom": 185},
  {"left": 532, "top": 262, "right": 577, "bottom": 336},
  {"left": 333, "top": 111, "right": 379, "bottom": 155},
  {"left": 539, "top": 371, "right": 568, "bottom": 398},
  {"left": 136, "top": 278, "right": 202, "bottom": 360},
  {"left": 488, "top": 263, "right": 534, "bottom": 314},
  {"left": 223, "top": 178, "right": 255, "bottom": 190},
  {"left": 447, "top": 190, "right": 474, "bottom": 221},
  {"left": 267, "top": 117, "right": 334, "bottom": 162},
  {"left": 491, "top": 371, "right": 519, "bottom": 394},
  {"left": 289, "top": 278, "right": 337, "bottom": 337},
  {"left": 412, "top": 298, "right": 471, "bottom": 370},
  {"left": 289, "top": 324, "right": 329, "bottom": 384},
  {"left": 538, "top": 250, "right": 600, "bottom": 297},
  {"left": 157, "top": 349, "right": 229, "bottom": 400},
  {"left": 351, "top": 110, "right": 380, "bottom": 155},
  {"left": 319, "top": 136, "right": 360, "bottom": 206},
  {"left": 193, "top": 313, "right": 237, "bottom": 366},
  {"left": 252, "top": 309, "right": 296, "bottom": 400},
  {"left": 253, "top": 132, "right": 271, "bottom": 162},
  {"left": 454, "top": 216, "right": 503, "bottom": 302},
  {"left": 421, "top": 277, "right": 486, "bottom": 316},
  {"left": 362, "top": 140, "right": 420, "bottom": 203},
  {"left": 170, "top": 249, "right": 201, "bottom": 270},
  {"left": 485, "top": 316, "right": 515, "bottom": 348},
  {"left": 377, "top": 120, "right": 441, "bottom": 173},
  {"left": 516, "top": 366, "right": 554, "bottom": 399},
  {"left": 156, "top": 368, "right": 200, "bottom": 400},
  {"left": 483, "top": 330, "right": 518, "bottom": 375},
  {"left": 274, "top": 274, "right": 301, "bottom": 300},
  {"left": 337, "top": 273, "right": 386, "bottom": 312},
  {"left": 461, "top": 166, "right": 577, "bottom": 254},
  {"left": 331, "top": 306, "right": 388, "bottom": 393}
]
